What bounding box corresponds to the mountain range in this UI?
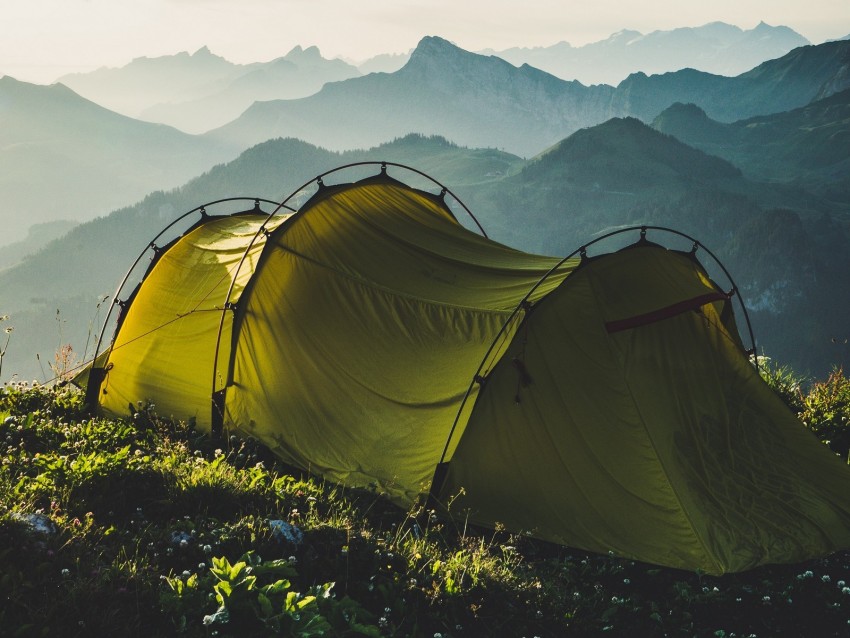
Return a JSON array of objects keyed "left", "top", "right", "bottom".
[
  {"left": 4, "top": 34, "right": 848, "bottom": 247},
  {"left": 481, "top": 21, "right": 811, "bottom": 86},
  {"left": 205, "top": 36, "right": 850, "bottom": 157},
  {"left": 53, "top": 21, "right": 813, "bottom": 127},
  {"left": 651, "top": 89, "right": 850, "bottom": 204},
  {"left": 1, "top": 29, "right": 849, "bottom": 382},
  {"left": 57, "top": 45, "right": 361, "bottom": 133},
  {"left": 0, "top": 76, "right": 238, "bottom": 244}
]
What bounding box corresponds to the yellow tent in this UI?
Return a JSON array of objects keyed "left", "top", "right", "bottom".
[{"left": 82, "top": 166, "right": 850, "bottom": 574}]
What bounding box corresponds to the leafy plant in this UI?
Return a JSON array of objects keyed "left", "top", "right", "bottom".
[
  {"left": 799, "top": 367, "right": 850, "bottom": 459},
  {"left": 162, "top": 550, "right": 378, "bottom": 636}
]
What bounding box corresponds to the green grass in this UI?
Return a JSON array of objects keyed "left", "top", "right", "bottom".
[{"left": 2, "top": 370, "right": 850, "bottom": 637}]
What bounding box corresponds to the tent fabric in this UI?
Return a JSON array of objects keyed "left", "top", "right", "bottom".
[
  {"left": 225, "top": 176, "right": 573, "bottom": 504},
  {"left": 86, "top": 171, "right": 850, "bottom": 574},
  {"left": 97, "top": 212, "right": 289, "bottom": 422},
  {"left": 438, "top": 246, "right": 850, "bottom": 573}
]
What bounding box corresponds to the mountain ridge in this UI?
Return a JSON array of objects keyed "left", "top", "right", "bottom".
[
  {"left": 651, "top": 89, "right": 850, "bottom": 202},
  {"left": 57, "top": 45, "right": 361, "bottom": 131},
  {"left": 203, "top": 36, "right": 850, "bottom": 158},
  {"left": 0, "top": 75, "right": 238, "bottom": 243},
  {"left": 482, "top": 22, "right": 810, "bottom": 84}
]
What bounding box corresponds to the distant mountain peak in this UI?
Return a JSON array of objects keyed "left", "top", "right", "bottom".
[
  {"left": 402, "top": 36, "right": 485, "bottom": 74},
  {"left": 411, "top": 36, "right": 463, "bottom": 56},
  {"left": 610, "top": 29, "right": 642, "bottom": 41},
  {"left": 487, "top": 21, "right": 810, "bottom": 85},
  {"left": 192, "top": 46, "right": 213, "bottom": 57},
  {"left": 406, "top": 35, "right": 511, "bottom": 73},
  {"left": 662, "top": 102, "right": 710, "bottom": 117},
  {"left": 285, "top": 45, "right": 323, "bottom": 61},
  {"left": 531, "top": 116, "right": 741, "bottom": 183}
]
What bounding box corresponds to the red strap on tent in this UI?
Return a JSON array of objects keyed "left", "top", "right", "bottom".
[{"left": 605, "top": 291, "right": 729, "bottom": 333}]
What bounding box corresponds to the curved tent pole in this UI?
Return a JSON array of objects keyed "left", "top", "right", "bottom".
[
  {"left": 85, "top": 197, "right": 283, "bottom": 407},
  {"left": 436, "top": 225, "right": 758, "bottom": 469},
  {"left": 208, "top": 162, "right": 487, "bottom": 435}
]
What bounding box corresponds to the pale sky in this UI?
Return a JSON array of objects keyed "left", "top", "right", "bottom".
[{"left": 2, "top": 0, "right": 849, "bottom": 84}]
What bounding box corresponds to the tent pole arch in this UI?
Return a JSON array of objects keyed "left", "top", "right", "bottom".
[
  {"left": 83, "top": 197, "right": 286, "bottom": 409},
  {"left": 430, "top": 225, "right": 758, "bottom": 500},
  {"left": 208, "top": 162, "right": 487, "bottom": 435}
]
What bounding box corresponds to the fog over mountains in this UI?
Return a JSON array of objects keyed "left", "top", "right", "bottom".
[
  {"left": 0, "top": 76, "right": 237, "bottom": 244},
  {"left": 4, "top": 32, "right": 846, "bottom": 246},
  {"left": 0, "top": 23, "right": 849, "bottom": 381},
  {"left": 58, "top": 45, "right": 361, "bottom": 134},
  {"left": 53, "top": 21, "right": 817, "bottom": 133}
]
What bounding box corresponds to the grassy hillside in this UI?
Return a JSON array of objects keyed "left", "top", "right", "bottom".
[{"left": 2, "top": 367, "right": 850, "bottom": 637}]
